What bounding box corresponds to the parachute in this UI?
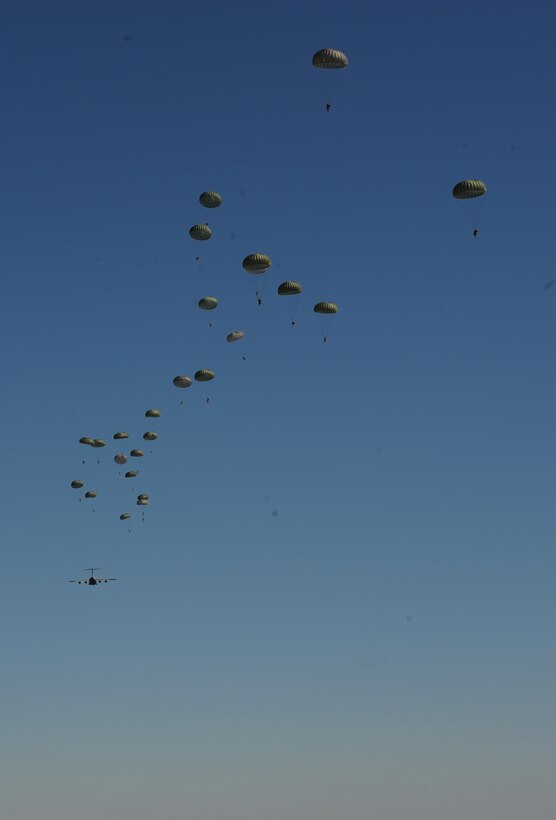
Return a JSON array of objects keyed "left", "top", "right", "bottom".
[
  {"left": 278, "top": 282, "right": 303, "bottom": 326},
  {"left": 312, "top": 49, "right": 348, "bottom": 112},
  {"left": 314, "top": 302, "right": 339, "bottom": 314},
  {"left": 125, "top": 470, "right": 138, "bottom": 478},
  {"left": 130, "top": 449, "right": 144, "bottom": 458},
  {"left": 143, "top": 432, "right": 157, "bottom": 441},
  {"left": 198, "top": 296, "right": 218, "bottom": 311},
  {"left": 84, "top": 491, "right": 97, "bottom": 499},
  {"left": 79, "top": 437, "right": 95, "bottom": 446},
  {"left": 199, "top": 191, "right": 222, "bottom": 208},
  {"left": 452, "top": 180, "right": 487, "bottom": 235},
  {"left": 137, "top": 494, "right": 149, "bottom": 502},
  {"left": 113, "top": 431, "right": 129, "bottom": 440},
  {"left": 242, "top": 253, "right": 272, "bottom": 273},
  {"left": 314, "top": 302, "right": 339, "bottom": 343},
  {"left": 137, "top": 498, "right": 149, "bottom": 506},
  {"left": 226, "top": 330, "right": 245, "bottom": 343},
  {"left": 114, "top": 454, "right": 128, "bottom": 465},
  {"left": 145, "top": 409, "right": 161, "bottom": 418},
  {"left": 71, "top": 480, "right": 84, "bottom": 489},
  {"left": 452, "top": 179, "right": 487, "bottom": 199},
  {"left": 120, "top": 512, "right": 131, "bottom": 521},
  {"left": 243, "top": 254, "right": 272, "bottom": 305},
  {"left": 92, "top": 439, "right": 106, "bottom": 448},
  {"left": 312, "top": 49, "right": 348, "bottom": 69},
  {"left": 278, "top": 281, "right": 302, "bottom": 296},
  {"left": 195, "top": 369, "right": 215, "bottom": 382},
  {"left": 173, "top": 375, "right": 193, "bottom": 388},
  {"left": 189, "top": 224, "right": 212, "bottom": 241}
]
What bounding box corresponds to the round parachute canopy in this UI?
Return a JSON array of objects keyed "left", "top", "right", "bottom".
[
  {"left": 227, "top": 330, "right": 245, "bottom": 343},
  {"left": 198, "top": 296, "right": 218, "bottom": 311},
  {"left": 199, "top": 191, "right": 222, "bottom": 208},
  {"left": 173, "top": 375, "right": 193, "bottom": 389},
  {"left": 143, "top": 431, "right": 157, "bottom": 441},
  {"left": 71, "top": 480, "right": 84, "bottom": 489},
  {"left": 114, "top": 454, "right": 127, "bottom": 465},
  {"left": 92, "top": 439, "right": 106, "bottom": 448},
  {"left": 195, "top": 369, "right": 215, "bottom": 382},
  {"left": 79, "top": 437, "right": 95, "bottom": 446},
  {"left": 113, "top": 431, "right": 129, "bottom": 440},
  {"left": 189, "top": 224, "right": 212, "bottom": 241},
  {"left": 137, "top": 498, "right": 149, "bottom": 506},
  {"left": 145, "top": 409, "right": 160, "bottom": 418},
  {"left": 242, "top": 253, "right": 272, "bottom": 274},
  {"left": 84, "top": 491, "right": 97, "bottom": 499},
  {"left": 130, "top": 449, "right": 144, "bottom": 458},
  {"left": 137, "top": 494, "right": 149, "bottom": 501},
  {"left": 125, "top": 470, "right": 138, "bottom": 478},
  {"left": 452, "top": 179, "right": 487, "bottom": 199},
  {"left": 278, "top": 281, "right": 303, "bottom": 296},
  {"left": 312, "top": 49, "right": 348, "bottom": 69},
  {"left": 120, "top": 513, "right": 131, "bottom": 521},
  {"left": 314, "top": 302, "right": 339, "bottom": 314}
]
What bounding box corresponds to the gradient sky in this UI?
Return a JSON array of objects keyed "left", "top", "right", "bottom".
[{"left": 1, "top": 1, "right": 556, "bottom": 818}]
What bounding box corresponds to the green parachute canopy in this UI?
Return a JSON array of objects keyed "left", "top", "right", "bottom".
[
  {"left": 242, "top": 253, "right": 272, "bottom": 274},
  {"left": 113, "top": 431, "right": 129, "bottom": 440},
  {"left": 130, "top": 449, "right": 144, "bottom": 457},
  {"left": 278, "top": 281, "right": 302, "bottom": 296},
  {"left": 198, "top": 296, "right": 218, "bottom": 310},
  {"left": 195, "top": 369, "right": 215, "bottom": 382},
  {"left": 92, "top": 439, "right": 106, "bottom": 448},
  {"left": 125, "top": 470, "right": 138, "bottom": 478},
  {"left": 145, "top": 409, "right": 160, "bottom": 418},
  {"left": 314, "top": 302, "right": 339, "bottom": 314},
  {"left": 84, "top": 491, "right": 97, "bottom": 499},
  {"left": 79, "top": 437, "right": 95, "bottom": 446},
  {"left": 71, "top": 480, "right": 84, "bottom": 489},
  {"left": 173, "top": 375, "right": 193, "bottom": 388},
  {"left": 189, "top": 224, "right": 212, "bottom": 241},
  {"left": 137, "top": 494, "right": 149, "bottom": 501},
  {"left": 226, "top": 330, "right": 245, "bottom": 343},
  {"left": 137, "top": 498, "right": 149, "bottom": 506},
  {"left": 120, "top": 513, "right": 131, "bottom": 521},
  {"left": 143, "top": 432, "right": 157, "bottom": 441},
  {"left": 312, "top": 49, "right": 348, "bottom": 69},
  {"left": 452, "top": 179, "right": 487, "bottom": 199},
  {"left": 199, "top": 191, "right": 222, "bottom": 208},
  {"left": 114, "top": 454, "right": 127, "bottom": 465}
]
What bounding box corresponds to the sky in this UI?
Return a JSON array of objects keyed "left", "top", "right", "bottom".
[{"left": 1, "top": 1, "right": 556, "bottom": 818}]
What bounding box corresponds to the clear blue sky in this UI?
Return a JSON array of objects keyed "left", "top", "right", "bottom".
[{"left": 1, "top": 1, "right": 556, "bottom": 818}]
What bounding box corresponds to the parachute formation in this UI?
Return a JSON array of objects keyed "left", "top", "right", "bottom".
[{"left": 68, "top": 53, "right": 352, "bottom": 549}]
